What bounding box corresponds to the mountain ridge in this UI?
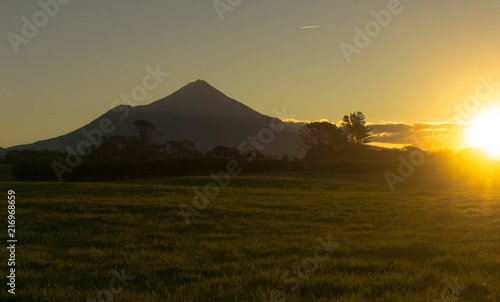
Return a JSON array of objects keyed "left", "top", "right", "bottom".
[{"left": 2, "top": 80, "right": 303, "bottom": 158}]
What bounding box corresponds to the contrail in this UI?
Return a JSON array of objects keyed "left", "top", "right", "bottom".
[{"left": 299, "top": 25, "right": 326, "bottom": 29}]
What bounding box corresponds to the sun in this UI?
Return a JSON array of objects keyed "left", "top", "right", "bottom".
[{"left": 466, "top": 110, "right": 500, "bottom": 159}]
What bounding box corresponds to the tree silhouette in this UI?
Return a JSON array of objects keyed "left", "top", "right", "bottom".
[
  {"left": 300, "top": 122, "right": 347, "bottom": 151},
  {"left": 166, "top": 140, "right": 201, "bottom": 157},
  {"left": 209, "top": 146, "right": 240, "bottom": 158},
  {"left": 299, "top": 121, "right": 347, "bottom": 161},
  {"left": 342, "top": 111, "right": 373, "bottom": 148},
  {"left": 133, "top": 120, "right": 163, "bottom": 152},
  {"left": 97, "top": 135, "right": 140, "bottom": 158}
]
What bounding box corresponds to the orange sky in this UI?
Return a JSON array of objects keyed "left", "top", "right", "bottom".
[{"left": 2, "top": 1, "right": 500, "bottom": 156}]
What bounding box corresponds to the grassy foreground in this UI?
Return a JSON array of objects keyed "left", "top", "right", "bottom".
[{"left": 0, "top": 173, "right": 499, "bottom": 301}]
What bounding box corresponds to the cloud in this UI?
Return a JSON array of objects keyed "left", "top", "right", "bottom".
[
  {"left": 282, "top": 118, "right": 310, "bottom": 124},
  {"left": 279, "top": 119, "right": 473, "bottom": 151},
  {"left": 368, "top": 122, "right": 471, "bottom": 149},
  {"left": 282, "top": 119, "right": 308, "bottom": 132},
  {"left": 299, "top": 25, "right": 326, "bottom": 29},
  {"left": 282, "top": 119, "right": 330, "bottom": 132}
]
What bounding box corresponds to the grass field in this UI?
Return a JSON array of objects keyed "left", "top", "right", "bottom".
[{"left": 0, "top": 173, "right": 499, "bottom": 301}]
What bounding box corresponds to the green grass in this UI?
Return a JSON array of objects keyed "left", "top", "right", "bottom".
[{"left": 0, "top": 173, "right": 499, "bottom": 301}]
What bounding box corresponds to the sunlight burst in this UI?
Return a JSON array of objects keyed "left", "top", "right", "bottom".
[{"left": 466, "top": 110, "right": 500, "bottom": 159}]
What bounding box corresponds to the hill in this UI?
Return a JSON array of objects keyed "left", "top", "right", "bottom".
[{"left": 4, "top": 80, "right": 303, "bottom": 158}]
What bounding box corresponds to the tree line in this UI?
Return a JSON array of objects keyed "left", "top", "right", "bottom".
[
  {"left": 1, "top": 112, "right": 496, "bottom": 183},
  {"left": 3, "top": 120, "right": 300, "bottom": 181},
  {"left": 299, "top": 111, "right": 373, "bottom": 163}
]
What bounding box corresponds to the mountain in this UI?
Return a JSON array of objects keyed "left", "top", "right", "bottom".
[{"left": 3, "top": 80, "right": 303, "bottom": 158}]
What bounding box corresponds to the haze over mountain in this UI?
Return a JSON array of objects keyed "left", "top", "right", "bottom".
[{"left": 1, "top": 80, "right": 303, "bottom": 158}]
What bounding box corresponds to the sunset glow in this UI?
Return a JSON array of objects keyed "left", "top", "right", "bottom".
[{"left": 467, "top": 109, "right": 500, "bottom": 159}]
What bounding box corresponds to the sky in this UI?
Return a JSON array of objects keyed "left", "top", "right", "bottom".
[{"left": 2, "top": 0, "right": 500, "bottom": 155}]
